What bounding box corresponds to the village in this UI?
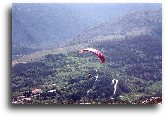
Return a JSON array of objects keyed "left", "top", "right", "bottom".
[
  {"left": 12, "top": 82, "right": 162, "bottom": 104},
  {"left": 12, "top": 83, "right": 58, "bottom": 104}
]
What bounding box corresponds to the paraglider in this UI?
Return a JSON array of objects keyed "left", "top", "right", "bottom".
[
  {"left": 79, "top": 48, "right": 105, "bottom": 95},
  {"left": 79, "top": 48, "right": 106, "bottom": 63}
]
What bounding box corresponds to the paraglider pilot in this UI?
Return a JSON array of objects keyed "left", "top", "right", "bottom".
[{"left": 88, "top": 73, "right": 92, "bottom": 79}]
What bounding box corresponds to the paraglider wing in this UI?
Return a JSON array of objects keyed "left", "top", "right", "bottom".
[{"left": 79, "top": 48, "right": 106, "bottom": 63}]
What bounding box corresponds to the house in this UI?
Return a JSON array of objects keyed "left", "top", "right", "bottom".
[
  {"left": 31, "top": 88, "right": 42, "bottom": 95},
  {"left": 48, "top": 89, "right": 56, "bottom": 93}
]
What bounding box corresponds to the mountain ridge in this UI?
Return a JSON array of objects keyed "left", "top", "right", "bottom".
[{"left": 12, "top": 9, "right": 162, "bottom": 66}]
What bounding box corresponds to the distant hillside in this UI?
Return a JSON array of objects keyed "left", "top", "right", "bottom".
[
  {"left": 67, "top": 9, "right": 161, "bottom": 46},
  {"left": 12, "top": 8, "right": 162, "bottom": 104},
  {"left": 12, "top": 4, "right": 161, "bottom": 58},
  {"left": 12, "top": 9, "right": 162, "bottom": 65},
  {"left": 13, "top": 3, "right": 129, "bottom": 57}
]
